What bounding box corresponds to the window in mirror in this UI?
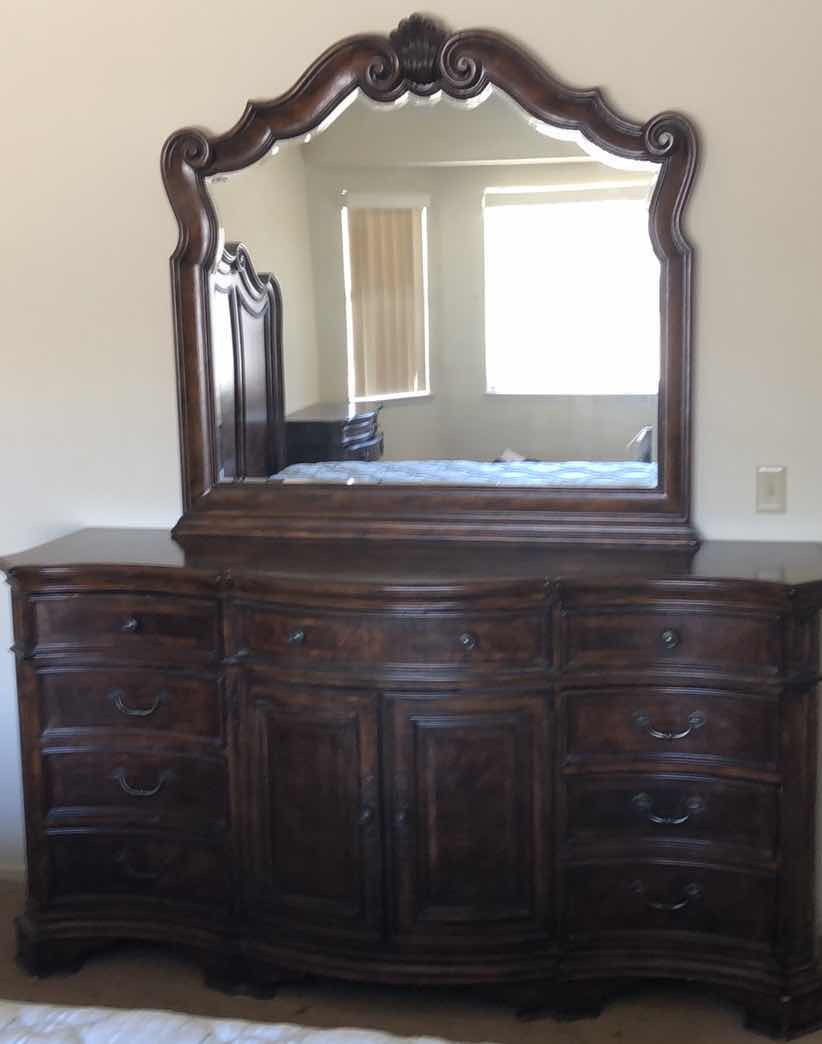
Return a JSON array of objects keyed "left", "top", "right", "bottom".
[
  {"left": 483, "top": 180, "right": 660, "bottom": 396},
  {"left": 341, "top": 196, "right": 430, "bottom": 402}
]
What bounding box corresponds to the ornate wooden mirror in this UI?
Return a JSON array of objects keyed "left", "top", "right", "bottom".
[{"left": 163, "top": 14, "right": 697, "bottom": 548}]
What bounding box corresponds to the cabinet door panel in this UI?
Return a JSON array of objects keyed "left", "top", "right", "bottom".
[
  {"left": 386, "top": 692, "right": 551, "bottom": 947},
  {"left": 248, "top": 682, "right": 382, "bottom": 941}
]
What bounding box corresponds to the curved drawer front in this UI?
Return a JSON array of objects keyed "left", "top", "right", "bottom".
[
  {"left": 47, "top": 834, "right": 228, "bottom": 906},
  {"left": 565, "top": 689, "right": 778, "bottom": 771},
  {"left": 43, "top": 750, "right": 226, "bottom": 834},
  {"left": 565, "top": 862, "right": 776, "bottom": 944},
  {"left": 235, "top": 607, "right": 549, "bottom": 668},
  {"left": 30, "top": 594, "right": 219, "bottom": 661},
  {"left": 564, "top": 609, "right": 781, "bottom": 678},
  {"left": 39, "top": 670, "right": 223, "bottom": 742},
  {"left": 564, "top": 774, "right": 778, "bottom": 858}
]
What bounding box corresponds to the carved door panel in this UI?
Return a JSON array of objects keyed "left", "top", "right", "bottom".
[
  {"left": 247, "top": 678, "right": 382, "bottom": 941},
  {"left": 385, "top": 691, "right": 551, "bottom": 947}
]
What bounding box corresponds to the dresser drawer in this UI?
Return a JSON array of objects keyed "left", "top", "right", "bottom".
[
  {"left": 47, "top": 834, "right": 229, "bottom": 906},
  {"left": 564, "top": 689, "right": 778, "bottom": 771},
  {"left": 565, "top": 862, "right": 776, "bottom": 944},
  {"left": 30, "top": 593, "right": 219, "bottom": 661},
  {"left": 235, "top": 607, "right": 548, "bottom": 667},
  {"left": 564, "top": 609, "right": 781, "bottom": 677},
  {"left": 43, "top": 750, "right": 226, "bottom": 834},
  {"left": 564, "top": 774, "right": 777, "bottom": 857},
  {"left": 39, "top": 669, "right": 223, "bottom": 742}
]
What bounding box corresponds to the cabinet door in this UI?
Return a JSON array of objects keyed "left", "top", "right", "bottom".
[
  {"left": 247, "top": 681, "right": 382, "bottom": 941},
  {"left": 385, "top": 691, "right": 551, "bottom": 947}
]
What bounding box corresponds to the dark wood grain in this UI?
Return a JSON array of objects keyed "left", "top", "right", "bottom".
[
  {"left": 42, "top": 748, "right": 227, "bottom": 836},
  {"left": 385, "top": 690, "right": 550, "bottom": 948},
  {"left": 37, "top": 667, "right": 224, "bottom": 743},
  {"left": 564, "top": 688, "right": 779, "bottom": 771},
  {"left": 4, "top": 529, "right": 822, "bottom": 1035},
  {"left": 233, "top": 604, "right": 549, "bottom": 667},
  {"left": 564, "top": 861, "right": 776, "bottom": 945},
  {"left": 563, "top": 773, "right": 778, "bottom": 859},
  {"left": 247, "top": 679, "right": 383, "bottom": 941}
]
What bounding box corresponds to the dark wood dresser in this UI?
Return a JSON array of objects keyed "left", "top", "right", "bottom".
[
  {"left": 285, "top": 403, "right": 383, "bottom": 465},
  {"left": 4, "top": 530, "right": 822, "bottom": 1036}
]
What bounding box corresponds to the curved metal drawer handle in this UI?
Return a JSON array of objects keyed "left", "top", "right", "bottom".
[
  {"left": 632, "top": 792, "right": 705, "bottom": 826},
  {"left": 115, "top": 847, "right": 161, "bottom": 882},
  {"left": 112, "top": 766, "right": 172, "bottom": 798},
  {"left": 633, "top": 710, "right": 705, "bottom": 741},
  {"left": 108, "top": 688, "right": 168, "bottom": 718},
  {"left": 287, "top": 628, "right": 306, "bottom": 646},
  {"left": 121, "top": 616, "right": 141, "bottom": 633},
  {"left": 631, "top": 879, "right": 703, "bottom": 912}
]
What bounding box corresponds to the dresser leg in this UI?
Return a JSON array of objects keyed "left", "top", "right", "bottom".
[
  {"left": 514, "top": 980, "right": 610, "bottom": 1022},
  {"left": 16, "top": 917, "right": 97, "bottom": 978},
  {"left": 739, "top": 987, "right": 822, "bottom": 1040},
  {"left": 202, "top": 954, "right": 290, "bottom": 999}
]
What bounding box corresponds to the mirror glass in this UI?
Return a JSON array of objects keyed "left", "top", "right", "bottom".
[{"left": 207, "top": 87, "right": 662, "bottom": 488}]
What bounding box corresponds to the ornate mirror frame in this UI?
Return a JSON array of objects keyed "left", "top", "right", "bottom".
[{"left": 163, "top": 14, "right": 697, "bottom": 549}]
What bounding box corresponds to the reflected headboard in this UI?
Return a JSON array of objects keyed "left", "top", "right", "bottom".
[{"left": 208, "top": 242, "right": 285, "bottom": 480}]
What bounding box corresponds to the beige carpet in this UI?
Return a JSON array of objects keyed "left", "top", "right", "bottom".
[{"left": 0, "top": 880, "right": 816, "bottom": 1043}]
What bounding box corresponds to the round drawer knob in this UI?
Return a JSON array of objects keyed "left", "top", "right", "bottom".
[
  {"left": 459, "top": 632, "right": 478, "bottom": 651},
  {"left": 287, "top": 628, "right": 306, "bottom": 646},
  {"left": 121, "top": 616, "right": 141, "bottom": 634},
  {"left": 660, "top": 627, "right": 681, "bottom": 651}
]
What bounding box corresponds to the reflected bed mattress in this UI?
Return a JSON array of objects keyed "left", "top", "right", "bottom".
[{"left": 277, "top": 459, "right": 658, "bottom": 487}]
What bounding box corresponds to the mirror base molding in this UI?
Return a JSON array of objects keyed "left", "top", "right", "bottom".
[{"left": 172, "top": 495, "right": 700, "bottom": 551}]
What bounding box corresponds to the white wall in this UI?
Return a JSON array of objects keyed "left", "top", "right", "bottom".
[{"left": 2, "top": 0, "right": 822, "bottom": 872}]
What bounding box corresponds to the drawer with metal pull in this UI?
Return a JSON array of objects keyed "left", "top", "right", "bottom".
[
  {"left": 46, "top": 833, "right": 229, "bottom": 906},
  {"left": 563, "top": 773, "right": 778, "bottom": 858},
  {"left": 232, "top": 607, "right": 549, "bottom": 668},
  {"left": 564, "top": 688, "right": 778, "bottom": 772},
  {"left": 29, "top": 593, "right": 219, "bottom": 662},
  {"left": 42, "top": 749, "right": 227, "bottom": 835},
  {"left": 562, "top": 608, "right": 781, "bottom": 678},
  {"left": 564, "top": 861, "right": 776, "bottom": 944},
  {"left": 38, "top": 668, "right": 223, "bottom": 742}
]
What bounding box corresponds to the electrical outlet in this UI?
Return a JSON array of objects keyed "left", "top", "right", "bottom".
[{"left": 756, "top": 466, "right": 787, "bottom": 513}]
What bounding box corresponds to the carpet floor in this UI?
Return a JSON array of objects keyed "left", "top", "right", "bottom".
[{"left": 0, "top": 880, "right": 817, "bottom": 1043}]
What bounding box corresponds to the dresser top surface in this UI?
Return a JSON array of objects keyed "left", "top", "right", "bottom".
[{"left": 3, "top": 528, "right": 822, "bottom": 589}]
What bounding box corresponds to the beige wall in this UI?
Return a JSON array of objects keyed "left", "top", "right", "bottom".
[
  {"left": 1, "top": 0, "right": 822, "bottom": 873},
  {"left": 208, "top": 148, "right": 321, "bottom": 415}
]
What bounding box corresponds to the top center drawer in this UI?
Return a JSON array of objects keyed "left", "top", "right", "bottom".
[{"left": 231, "top": 605, "right": 550, "bottom": 669}]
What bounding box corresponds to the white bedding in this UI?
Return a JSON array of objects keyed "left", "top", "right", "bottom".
[
  {"left": 277, "top": 459, "right": 658, "bottom": 488},
  {"left": 0, "top": 1001, "right": 481, "bottom": 1044}
]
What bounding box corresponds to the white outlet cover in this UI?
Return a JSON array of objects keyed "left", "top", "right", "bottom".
[{"left": 756, "top": 465, "right": 787, "bottom": 513}]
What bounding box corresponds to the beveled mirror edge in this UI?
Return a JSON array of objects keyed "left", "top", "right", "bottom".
[{"left": 162, "top": 13, "right": 699, "bottom": 550}]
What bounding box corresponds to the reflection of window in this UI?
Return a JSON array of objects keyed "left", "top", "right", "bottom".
[
  {"left": 342, "top": 199, "right": 430, "bottom": 402},
  {"left": 483, "top": 185, "right": 660, "bottom": 395}
]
